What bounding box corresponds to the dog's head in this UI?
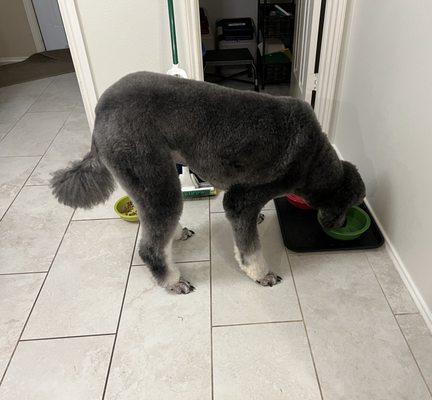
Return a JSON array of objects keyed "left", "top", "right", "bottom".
[{"left": 317, "top": 161, "right": 366, "bottom": 229}]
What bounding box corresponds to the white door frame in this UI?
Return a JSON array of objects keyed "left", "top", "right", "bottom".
[
  {"left": 22, "top": 0, "right": 45, "bottom": 53},
  {"left": 183, "top": 0, "right": 204, "bottom": 81},
  {"left": 184, "top": 0, "right": 347, "bottom": 136},
  {"left": 57, "top": 0, "right": 97, "bottom": 129},
  {"left": 313, "top": 0, "right": 347, "bottom": 135}
]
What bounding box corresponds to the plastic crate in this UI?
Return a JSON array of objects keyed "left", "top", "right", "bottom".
[
  {"left": 263, "top": 60, "right": 291, "bottom": 84},
  {"left": 263, "top": 15, "right": 294, "bottom": 38}
]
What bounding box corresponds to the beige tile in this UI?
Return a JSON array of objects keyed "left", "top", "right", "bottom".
[
  {"left": 213, "top": 322, "right": 321, "bottom": 400},
  {"left": 210, "top": 190, "right": 275, "bottom": 213},
  {"left": 0, "top": 156, "right": 40, "bottom": 218},
  {"left": 0, "top": 111, "right": 70, "bottom": 156},
  {"left": 0, "top": 186, "right": 74, "bottom": 274},
  {"left": 0, "top": 335, "right": 114, "bottom": 400},
  {"left": 0, "top": 78, "right": 52, "bottom": 137},
  {"left": 28, "top": 73, "right": 82, "bottom": 112},
  {"left": 365, "top": 247, "right": 418, "bottom": 314},
  {"left": 211, "top": 210, "right": 301, "bottom": 326},
  {"left": 291, "top": 252, "right": 431, "bottom": 400},
  {"left": 23, "top": 219, "right": 138, "bottom": 339},
  {"left": 73, "top": 185, "right": 127, "bottom": 220},
  {"left": 104, "top": 263, "right": 211, "bottom": 400},
  {"left": 27, "top": 110, "right": 91, "bottom": 185},
  {"left": 397, "top": 313, "right": 432, "bottom": 391},
  {"left": 173, "top": 198, "right": 210, "bottom": 262},
  {"left": 132, "top": 197, "right": 210, "bottom": 264},
  {"left": 0, "top": 274, "right": 45, "bottom": 378}
]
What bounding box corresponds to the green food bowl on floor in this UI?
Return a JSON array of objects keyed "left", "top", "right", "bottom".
[
  {"left": 322, "top": 206, "right": 371, "bottom": 241},
  {"left": 114, "top": 196, "right": 139, "bottom": 222}
]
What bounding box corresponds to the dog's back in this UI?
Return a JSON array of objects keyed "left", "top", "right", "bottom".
[{"left": 94, "top": 71, "right": 325, "bottom": 188}]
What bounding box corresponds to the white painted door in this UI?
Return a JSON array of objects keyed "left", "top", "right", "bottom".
[
  {"left": 291, "top": 0, "right": 322, "bottom": 103},
  {"left": 32, "top": 0, "right": 68, "bottom": 51}
]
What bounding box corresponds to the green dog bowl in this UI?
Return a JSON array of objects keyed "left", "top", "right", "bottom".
[
  {"left": 323, "top": 206, "right": 371, "bottom": 241},
  {"left": 114, "top": 196, "right": 139, "bottom": 222}
]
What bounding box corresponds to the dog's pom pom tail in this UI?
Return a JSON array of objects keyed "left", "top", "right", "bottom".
[{"left": 50, "top": 150, "right": 115, "bottom": 209}]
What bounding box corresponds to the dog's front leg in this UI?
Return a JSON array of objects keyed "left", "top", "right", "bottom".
[{"left": 233, "top": 244, "right": 281, "bottom": 286}]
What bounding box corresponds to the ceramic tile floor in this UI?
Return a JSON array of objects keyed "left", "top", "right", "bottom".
[{"left": 0, "top": 74, "right": 431, "bottom": 400}]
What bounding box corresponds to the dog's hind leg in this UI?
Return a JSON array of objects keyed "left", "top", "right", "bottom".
[
  {"left": 104, "top": 148, "right": 194, "bottom": 294},
  {"left": 223, "top": 185, "right": 282, "bottom": 287}
]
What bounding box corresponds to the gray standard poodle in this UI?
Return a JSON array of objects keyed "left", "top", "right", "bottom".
[{"left": 51, "top": 72, "right": 365, "bottom": 294}]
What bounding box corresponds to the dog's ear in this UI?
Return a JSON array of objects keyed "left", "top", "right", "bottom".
[
  {"left": 317, "top": 161, "right": 365, "bottom": 229},
  {"left": 341, "top": 161, "right": 366, "bottom": 207}
]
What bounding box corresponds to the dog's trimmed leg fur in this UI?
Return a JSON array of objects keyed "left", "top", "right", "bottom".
[
  {"left": 100, "top": 144, "right": 195, "bottom": 294},
  {"left": 224, "top": 186, "right": 282, "bottom": 286}
]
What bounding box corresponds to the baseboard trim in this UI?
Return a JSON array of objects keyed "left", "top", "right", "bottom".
[
  {"left": 333, "top": 145, "right": 432, "bottom": 332},
  {"left": 0, "top": 57, "right": 27, "bottom": 65}
]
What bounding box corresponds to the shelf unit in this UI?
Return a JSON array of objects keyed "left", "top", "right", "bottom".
[{"left": 257, "top": 0, "right": 295, "bottom": 88}]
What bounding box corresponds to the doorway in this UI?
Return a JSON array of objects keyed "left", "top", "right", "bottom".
[
  {"left": 31, "top": 0, "right": 69, "bottom": 51},
  {"left": 0, "top": 0, "right": 73, "bottom": 88},
  {"left": 199, "top": 0, "right": 296, "bottom": 96},
  {"left": 186, "top": 0, "right": 348, "bottom": 134}
]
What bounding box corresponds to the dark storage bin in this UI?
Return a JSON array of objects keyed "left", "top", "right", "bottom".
[
  {"left": 263, "top": 60, "right": 291, "bottom": 84},
  {"left": 263, "top": 15, "right": 294, "bottom": 38},
  {"left": 216, "top": 18, "right": 255, "bottom": 41}
]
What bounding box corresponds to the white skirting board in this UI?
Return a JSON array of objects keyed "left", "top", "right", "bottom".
[
  {"left": 333, "top": 145, "right": 432, "bottom": 333},
  {"left": 0, "top": 57, "right": 27, "bottom": 65}
]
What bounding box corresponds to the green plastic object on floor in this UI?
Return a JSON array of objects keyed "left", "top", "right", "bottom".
[
  {"left": 114, "top": 196, "right": 139, "bottom": 223},
  {"left": 322, "top": 206, "right": 371, "bottom": 241}
]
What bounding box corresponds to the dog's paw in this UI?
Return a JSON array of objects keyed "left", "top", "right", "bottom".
[
  {"left": 257, "top": 213, "right": 265, "bottom": 224},
  {"left": 256, "top": 272, "right": 282, "bottom": 287},
  {"left": 179, "top": 227, "right": 195, "bottom": 241},
  {"left": 167, "top": 278, "right": 195, "bottom": 294}
]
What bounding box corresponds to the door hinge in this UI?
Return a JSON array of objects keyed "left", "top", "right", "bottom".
[{"left": 312, "top": 73, "right": 319, "bottom": 91}]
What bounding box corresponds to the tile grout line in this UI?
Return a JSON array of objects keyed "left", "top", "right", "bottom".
[
  {"left": 132, "top": 259, "right": 210, "bottom": 267},
  {"left": 72, "top": 217, "right": 122, "bottom": 222},
  {"left": 0, "top": 107, "right": 74, "bottom": 223},
  {"left": 0, "top": 208, "right": 76, "bottom": 387},
  {"left": 364, "top": 253, "right": 432, "bottom": 397},
  {"left": 0, "top": 78, "right": 55, "bottom": 145},
  {"left": 20, "top": 332, "right": 116, "bottom": 343},
  {"left": 394, "top": 312, "right": 421, "bottom": 316},
  {"left": 285, "top": 250, "right": 325, "bottom": 400},
  {"left": 101, "top": 222, "right": 140, "bottom": 399},
  {"left": 0, "top": 271, "right": 47, "bottom": 277},
  {"left": 209, "top": 209, "right": 275, "bottom": 215},
  {"left": 213, "top": 319, "right": 304, "bottom": 328},
  {"left": 394, "top": 316, "right": 432, "bottom": 397},
  {"left": 208, "top": 197, "right": 214, "bottom": 400},
  {"left": 0, "top": 155, "right": 44, "bottom": 158}
]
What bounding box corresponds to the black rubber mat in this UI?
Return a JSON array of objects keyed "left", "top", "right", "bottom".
[{"left": 274, "top": 197, "right": 384, "bottom": 253}]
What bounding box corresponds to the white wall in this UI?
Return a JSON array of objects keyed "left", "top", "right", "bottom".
[
  {"left": 0, "top": 0, "right": 36, "bottom": 58},
  {"left": 332, "top": 0, "right": 432, "bottom": 320},
  {"left": 74, "top": 0, "right": 194, "bottom": 96}
]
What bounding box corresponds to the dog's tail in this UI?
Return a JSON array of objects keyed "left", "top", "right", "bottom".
[{"left": 50, "top": 140, "right": 115, "bottom": 209}]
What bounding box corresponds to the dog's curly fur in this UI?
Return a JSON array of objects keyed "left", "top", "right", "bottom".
[{"left": 51, "top": 71, "right": 365, "bottom": 293}]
